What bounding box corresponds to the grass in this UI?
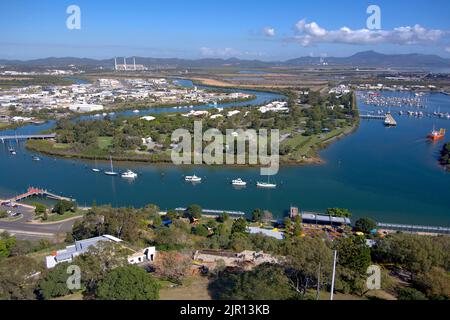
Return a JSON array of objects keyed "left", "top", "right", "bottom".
[
  {"left": 97, "top": 136, "right": 113, "bottom": 150},
  {"left": 43, "top": 210, "right": 85, "bottom": 222},
  {"left": 159, "top": 275, "right": 212, "bottom": 300}
]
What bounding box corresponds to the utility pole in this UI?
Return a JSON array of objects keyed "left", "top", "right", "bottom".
[{"left": 330, "top": 250, "right": 337, "bottom": 300}]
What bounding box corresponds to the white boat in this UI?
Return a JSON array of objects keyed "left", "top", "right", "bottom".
[
  {"left": 133, "top": 110, "right": 139, "bottom": 113},
  {"left": 257, "top": 176, "right": 277, "bottom": 188},
  {"left": 104, "top": 156, "right": 118, "bottom": 176},
  {"left": 232, "top": 178, "right": 247, "bottom": 186},
  {"left": 92, "top": 158, "right": 101, "bottom": 172},
  {"left": 185, "top": 175, "right": 202, "bottom": 182},
  {"left": 121, "top": 169, "right": 138, "bottom": 179},
  {"left": 11, "top": 151, "right": 16, "bottom": 155},
  {"left": 32, "top": 156, "right": 41, "bottom": 161}
]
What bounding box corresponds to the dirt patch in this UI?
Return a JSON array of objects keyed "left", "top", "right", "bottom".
[{"left": 159, "top": 275, "right": 211, "bottom": 300}]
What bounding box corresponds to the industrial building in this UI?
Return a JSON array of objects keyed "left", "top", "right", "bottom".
[{"left": 114, "top": 57, "right": 146, "bottom": 71}]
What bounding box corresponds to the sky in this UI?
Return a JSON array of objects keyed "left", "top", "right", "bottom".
[{"left": 1, "top": 0, "right": 450, "bottom": 60}]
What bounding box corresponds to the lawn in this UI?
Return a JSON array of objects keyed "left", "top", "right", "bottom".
[
  {"left": 159, "top": 276, "right": 212, "bottom": 300},
  {"left": 97, "top": 136, "right": 113, "bottom": 150},
  {"left": 43, "top": 210, "right": 85, "bottom": 222}
]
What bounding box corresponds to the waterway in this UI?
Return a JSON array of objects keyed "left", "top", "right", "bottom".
[{"left": 0, "top": 85, "right": 449, "bottom": 226}]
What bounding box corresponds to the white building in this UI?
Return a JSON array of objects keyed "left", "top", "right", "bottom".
[{"left": 68, "top": 103, "right": 104, "bottom": 113}]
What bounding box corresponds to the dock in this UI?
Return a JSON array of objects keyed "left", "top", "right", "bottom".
[
  {"left": 377, "top": 222, "right": 450, "bottom": 235},
  {"left": 0, "top": 134, "right": 56, "bottom": 143},
  {"left": 2, "top": 187, "right": 76, "bottom": 204}
]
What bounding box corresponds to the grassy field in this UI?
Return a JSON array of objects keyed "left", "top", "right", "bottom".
[
  {"left": 43, "top": 210, "right": 85, "bottom": 222},
  {"left": 159, "top": 276, "right": 212, "bottom": 300},
  {"left": 97, "top": 136, "right": 113, "bottom": 149}
]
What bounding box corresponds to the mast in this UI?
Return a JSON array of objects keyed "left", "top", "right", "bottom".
[{"left": 330, "top": 250, "right": 337, "bottom": 300}]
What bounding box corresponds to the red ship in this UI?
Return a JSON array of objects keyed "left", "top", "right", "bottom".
[{"left": 427, "top": 126, "right": 446, "bottom": 141}]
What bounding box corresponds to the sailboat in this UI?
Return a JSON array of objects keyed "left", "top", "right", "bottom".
[
  {"left": 92, "top": 158, "right": 101, "bottom": 172},
  {"left": 104, "top": 156, "right": 118, "bottom": 176},
  {"left": 256, "top": 176, "right": 277, "bottom": 188}
]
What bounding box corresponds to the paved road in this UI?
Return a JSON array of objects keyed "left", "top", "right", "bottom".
[{"left": 0, "top": 204, "right": 80, "bottom": 240}]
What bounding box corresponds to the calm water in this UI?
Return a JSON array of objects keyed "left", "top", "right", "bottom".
[{"left": 1, "top": 88, "right": 449, "bottom": 226}]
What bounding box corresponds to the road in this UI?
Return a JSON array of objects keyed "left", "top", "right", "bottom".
[{"left": 0, "top": 204, "right": 80, "bottom": 240}]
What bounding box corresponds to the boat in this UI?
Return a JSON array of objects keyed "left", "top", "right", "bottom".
[
  {"left": 11, "top": 150, "right": 16, "bottom": 155},
  {"left": 92, "top": 158, "right": 101, "bottom": 172},
  {"left": 121, "top": 169, "right": 138, "bottom": 179},
  {"left": 104, "top": 156, "right": 118, "bottom": 176},
  {"left": 133, "top": 110, "right": 139, "bottom": 113},
  {"left": 384, "top": 112, "right": 397, "bottom": 126},
  {"left": 256, "top": 176, "right": 277, "bottom": 188},
  {"left": 185, "top": 175, "right": 202, "bottom": 182},
  {"left": 232, "top": 178, "right": 247, "bottom": 186},
  {"left": 32, "top": 156, "right": 41, "bottom": 161},
  {"left": 427, "top": 126, "right": 446, "bottom": 141}
]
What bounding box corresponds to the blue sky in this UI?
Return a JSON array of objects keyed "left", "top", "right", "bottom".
[{"left": 1, "top": 0, "right": 450, "bottom": 60}]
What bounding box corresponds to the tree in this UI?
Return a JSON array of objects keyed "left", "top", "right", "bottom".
[
  {"left": 0, "top": 256, "right": 42, "bottom": 300},
  {"left": 413, "top": 267, "right": 450, "bottom": 300},
  {"left": 34, "top": 203, "right": 47, "bottom": 216},
  {"left": 251, "top": 209, "right": 263, "bottom": 222},
  {"left": 37, "top": 263, "right": 76, "bottom": 299},
  {"left": 396, "top": 287, "right": 428, "bottom": 300},
  {"left": 354, "top": 217, "right": 377, "bottom": 234},
  {"left": 0, "top": 234, "right": 16, "bottom": 259},
  {"left": 186, "top": 204, "right": 202, "bottom": 220},
  {"left": 192, "top": 224, "right": 209, "bottom": 237},
  {"left": 217, "top": 212, "right": 229, "bottom": 223},
  {"left": 0, "top": 210, "right": 7, "bottom": 219},
  {"left": 209, "top": 264, "right": 295, "bottom": 300},
  {"left": 53, "top": 200, "right": 77, "bottom": 215},
  {"left": 229, "top": 233, "right": 253, "bottom": 252},
  {"left": 284, "top": 217, "right": 292, "bottom": 231},
  {"left": 293, "top": 216, "right": 303, "bottom": 237},
  {"left": 262, "top": 211, "right": 273, "bottom": 223},
  {"left": 153, "top": 251, "right": 192, "bottom": 284},
  {"left": 95, "top": 265, "right": 160, "bottom": 300},
  {"left": 326, "top": 208, "right": 352, "bottom": 218},
  {"left": 231, "top": 218, "right": 248, "bottom": 234}
]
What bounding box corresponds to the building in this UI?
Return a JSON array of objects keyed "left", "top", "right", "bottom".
[
  {"left": 301, "top": 212, "right": 351, "bottom": 226},
  {"left": 45, "top": 235, "right": 156, "bottom": 269},
  {"left": 68, "top": 103, "right": 104, "bottom": 113},
  {"left": 115, "top": 57, "right": 146, "bottom": 71}
]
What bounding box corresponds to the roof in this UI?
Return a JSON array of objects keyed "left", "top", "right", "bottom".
[
  {"left": 248, "top": 227, "right": 284, "bottom": 240},
  {"left": 54, "top": 235, "right": 122, "bottom": 262},
  {"left": 301, "top": 213, "right": 351, "bottom": 225}
]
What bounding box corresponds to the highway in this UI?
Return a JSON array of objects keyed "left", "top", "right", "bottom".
[{"left": 0, "top": 203, "right": 81, "bottom": 240}]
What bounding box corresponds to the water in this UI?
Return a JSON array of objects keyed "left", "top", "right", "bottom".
[{"left": 1, "top": 88, "right": 449, "bottom": 226}]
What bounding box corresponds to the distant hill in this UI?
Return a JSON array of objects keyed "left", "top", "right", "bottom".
[{"left": 1, "top": 51, "right": 449, "bottom": 70}]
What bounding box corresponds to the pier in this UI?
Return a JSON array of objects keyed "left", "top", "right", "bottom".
[
  {"left": 0, "top": 134, "right": 56, "bottom": 143},
  {"left": 360, "top": 113, "right": 397, "bottom": 126},
  {"left": 2, "top": 187, "right": 75, "bottom": 204},
  {"left": 377, "top": 222, "right": 450, "bottom": 235},
  {"left": 175, "top": 207, "right": 245, "bottom": 218}
]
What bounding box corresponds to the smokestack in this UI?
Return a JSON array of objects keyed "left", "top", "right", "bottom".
[
  {"left": 133, "top": 57, "right": 136, "bottom": 71},
  {"left": 114, "top": 57, "right": 117, "bottom": 71},
  {"left": 123, "top": 57, "right": 127, "bottom": 71}
]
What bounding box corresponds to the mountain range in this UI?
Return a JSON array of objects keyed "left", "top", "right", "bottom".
[{"left": 1, "top": 51, "right": 450, "bottom": 70}]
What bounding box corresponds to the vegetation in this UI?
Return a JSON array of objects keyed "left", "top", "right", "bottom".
[
  {"left": 95, "top": 265, "right": 160, "bottom": 300},
  {"left": 52, "top": 200, "right": 77, "bottom": 215},
  {"left": 440, "top": 142, "right": 450, "bottom": 169},
  {"left": 354, "top": 217, "right": 377, "bottom": 234},
  {"left": 326, "top": 208, "right": 352, "bottom": 218}
]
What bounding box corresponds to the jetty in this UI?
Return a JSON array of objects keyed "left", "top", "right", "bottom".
[
  {"left": 0, "top": 134, "right": 56, "bottom": 143},
  {"left": 2, "top": 187, "right": 75, "bottom": 204},
  {"left": 377, "top": 222, "right": 450, "bottom": 235},
  {"left": 175, "top": 207, "right": 245, "bottom": 218}
]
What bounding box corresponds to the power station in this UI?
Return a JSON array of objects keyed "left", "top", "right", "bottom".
[{"left": 114, "top": 57, "right": 146, "bottom": 71}]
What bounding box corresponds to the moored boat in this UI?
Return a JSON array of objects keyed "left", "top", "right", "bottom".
[
  {"left": 232, "top": 178, "right": 247, "bottom": 186},
  {"left": 185, "top": 175, "right": 202, "bottom": 182}
]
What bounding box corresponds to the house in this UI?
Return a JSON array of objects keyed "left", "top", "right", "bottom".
[{"left": 45, "top": 235, "right": 156, "bottom": 269}]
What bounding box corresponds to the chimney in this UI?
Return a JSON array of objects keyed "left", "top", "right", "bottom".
[
  {"left": 133, "top": 57, "right": 136, "bottom": 71},
  {"left": 114, "top": 57, "right": 117, "bottom": 71},
  {"left": 123, "top": 57, "right": 127, "bottom": 71}
]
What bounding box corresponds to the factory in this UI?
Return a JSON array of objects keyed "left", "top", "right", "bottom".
[{"left": 114, "top": 57, "right": 147, "bottom": 71}]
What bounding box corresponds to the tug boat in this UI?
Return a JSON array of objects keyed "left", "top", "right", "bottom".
[{"left": 427, "top": 126, "right": 446, "bottom": 141}]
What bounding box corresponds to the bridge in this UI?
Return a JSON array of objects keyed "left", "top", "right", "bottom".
[
  {"left": 0, "top": 134, "right": 56, "bottom": 143},
  {"left": 2, "top": 187, "right": 75, "bottom": 204}
]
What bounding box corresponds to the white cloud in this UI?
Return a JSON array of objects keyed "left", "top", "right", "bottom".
[
  {"left": 446, "top": 47, "right": 450, "bottom": 53},
  {"left": 200, "top": 47, "right": 264, "bottom": 58},
  {"left": 290, "top": 18, "right": 448, "bottom": 47},
  {"left": 263, "top": 27, "right": 276, "bottom": 37}
]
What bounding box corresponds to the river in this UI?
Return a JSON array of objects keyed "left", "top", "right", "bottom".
[{"left": 0, "top": 83, "right": 449, "bottom": 226}]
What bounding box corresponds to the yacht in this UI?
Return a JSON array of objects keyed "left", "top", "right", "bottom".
[
  {"left": 133, "top": 110, "right": 140, "bottom": 113},
  {"left": 32, "top": 156, "right": 41, "bottom": 161},
  {"left": 185, "top": 175, "right": 202, "bottom": 182},
  {"left": 232, "top": 178, "right": 247, "bottom": 186},
  {"left": 257, "top": 176, "right": 277, "bottom": 188},
  {"left": 92, "top": 158, "right": 101, "bottom": 172},
  {"left": 104, "top": 156, "right": 118, "bottom": 176},
  {"left": 121, "top": 169, "right": 138, "bottom": 179}
]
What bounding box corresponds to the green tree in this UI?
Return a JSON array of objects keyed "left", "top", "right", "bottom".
[
  {"left": 37, "top": 263, "right": 76, "bottom": 299},
  {"left": 326, "top": 208, "right": 352, "bottom": 218},
  {"left": 0, "top": 233, "right": 16, "bottom": 259},
  {"left": 210, "top": 264, "right": 295, "bottom": 300},
  {"left": 186, "top": 204, "right": 202, "bottom": 220},
  {"left": 396, "top": 287, "right": 428, "bottom": 300},
  {"left": 354, "top": 217, "right": 377, "bottom": 234},
  {"left": 231, "top": 218, "right": 248, "bottom": 234},
  {"left": 95, "top": 265, "right": 160, "bottom": 300},
  {"left": 34, "top": 203, "right": 47, "bottom": 216},
  {"left": 413, "top": 267, "right": 450, "bottom": 300},
  {"left": 251, "top": 209, "right": 263, "bottom": 222},
  {"left": 192, "top": 224, "right": 209, "bottom": 237},
  {"left": 0, "top": 210, "right": 8, "bottom": 219},
  {"left": 53, "top": 200, "right": 77, "bottom": 215},
  {"left": 217, "top": 212, "right": 229, "bottom": 223},
  {"left": 0, "top": 256, "right": 42, "bottom": 300}
]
